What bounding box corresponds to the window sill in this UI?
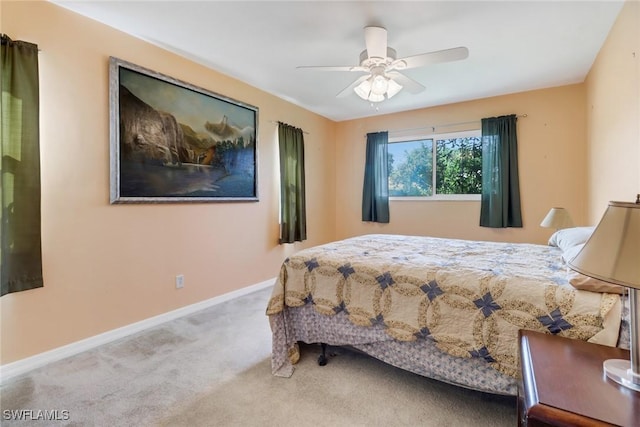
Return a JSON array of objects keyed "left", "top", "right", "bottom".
[{"left": 390, "top": 195, "right": 481, "bottom": 202}]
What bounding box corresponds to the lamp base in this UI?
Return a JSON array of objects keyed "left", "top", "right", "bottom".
[{"left": 603, "top": 359, "right": 640, "bottom": 392}]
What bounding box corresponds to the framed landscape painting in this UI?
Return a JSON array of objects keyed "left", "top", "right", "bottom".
[{"left": 109, "top": 57, "right": 259, "bottom": 203}]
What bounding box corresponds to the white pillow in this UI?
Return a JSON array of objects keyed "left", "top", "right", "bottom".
[
  {"left": 561, "top": 243, "right": 582, "bottom": 264},
  {"left": 548, "top": 226, "right": 595, "bottom": 252}
]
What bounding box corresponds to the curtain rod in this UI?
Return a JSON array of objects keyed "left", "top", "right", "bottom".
[
  {"left": 384, "top": 114, "right": 528, "bottom": 136},
  {"left": 269, "top": 120, "right": 309, "bottom": 134}
]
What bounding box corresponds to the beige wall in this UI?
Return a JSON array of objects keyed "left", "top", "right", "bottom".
[
  {"left": 335, "top": 84, "right": 588, "bottom": 244},
  {"left": 0, "top": 1, "right": 336, "bottom": 364},
  {"left": 585, "top": 0, "right": 640, "bottom": 222}
]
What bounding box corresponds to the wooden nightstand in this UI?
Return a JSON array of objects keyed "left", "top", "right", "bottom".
[{"left": 518, "top": 329, "right": 638, "bottom": 427}]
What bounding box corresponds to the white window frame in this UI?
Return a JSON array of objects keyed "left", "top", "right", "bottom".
[{"left": 388, "top": 129, "right": 481, "bottom": 202}]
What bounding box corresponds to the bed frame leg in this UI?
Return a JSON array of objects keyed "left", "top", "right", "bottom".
[{"left": 318, "top": 343, "right": 328, "bottom": 366}]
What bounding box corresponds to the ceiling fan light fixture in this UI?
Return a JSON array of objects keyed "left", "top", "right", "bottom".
[
  {"left": 354, "top": 78, "right": 385, "bottom": 102},
  {"left": 370, "top": 75, "right": 389, "bottom": 95},
  {"left": 386, "top": 78, "right": 403, "bottom": 99},
  {"left": 368, "top": 92, "right": 385, "bottom": 103},
  {"left": 354, "top": 78, "right": 372, "bottom": 100},
  {"left": 354, "top": 75, "right": 402, "bottom": 102}
]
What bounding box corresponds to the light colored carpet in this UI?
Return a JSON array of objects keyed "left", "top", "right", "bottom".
[{"left": 0, "top": 287, "right": 516, "bottom": 426}]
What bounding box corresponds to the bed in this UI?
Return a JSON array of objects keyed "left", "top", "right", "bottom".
[{"left": 266, "top": 231, "right": 627, "bottom": 396}]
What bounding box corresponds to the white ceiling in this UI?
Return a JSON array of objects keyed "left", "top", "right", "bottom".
[{"left": 51, "top": 1, "right": 624, "bottom": 122}]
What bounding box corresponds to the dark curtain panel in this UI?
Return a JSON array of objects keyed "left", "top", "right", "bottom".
[
  {"left": 278, "top": 122, "right": 307, "bottom": 244},
  {"left": 362, "top": 131, "right": 389, "bottom": 223},
  {"left": 479, "top": 114, "right": 522, "bottom": 228},
  {"left": 1, "top": 35, "right": 43, "bottom": 296}
]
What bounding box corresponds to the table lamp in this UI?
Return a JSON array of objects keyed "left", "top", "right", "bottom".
[
  {"left": 567, "top": 197, "right": 640, "bottom": 391},
  {"left": 540, "top": 207, "right": 574, "bottom": 230}
]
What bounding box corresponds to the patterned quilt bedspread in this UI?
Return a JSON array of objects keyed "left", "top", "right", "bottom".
[{"left": 266, "top": 234, "right": 621, "bottom": 378}]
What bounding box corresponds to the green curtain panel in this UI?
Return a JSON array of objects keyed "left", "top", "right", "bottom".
[
  {"left": 1, "top": 35, "right": 43, "bottom": 296},
  {"left": 362, "top": 131, "right": 389, "bottom": 223},
  {"left": 278, "top": 122, "right": 307, "bottom": 244},
  {"left": 479, "top": 114, "right": 522, "bottom": 228}
]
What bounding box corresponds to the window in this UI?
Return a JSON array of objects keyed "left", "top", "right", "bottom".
[{"left": 388, "top": 130, "right": 482, "bottom": 200}]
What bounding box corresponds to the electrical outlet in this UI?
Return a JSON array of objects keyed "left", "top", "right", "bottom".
[{"left": 175, "top": 274, "right": 184, "bottom": 289}]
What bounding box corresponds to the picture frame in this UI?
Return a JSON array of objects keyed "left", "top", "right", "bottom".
[{"left": 109, "top": 57, "right": 259, "bottom": 203}]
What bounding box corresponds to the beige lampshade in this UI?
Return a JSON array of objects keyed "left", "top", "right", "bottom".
[
  {"left": 540, "top": 207, "right": 574, "bottom": 229},
  {"left": 567, "top": 201, "right": 640, "bottom": 289}
]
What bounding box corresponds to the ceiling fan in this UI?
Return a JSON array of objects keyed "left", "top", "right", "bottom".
[{"left": 297, "top": 26, "right": 469, "bottom": 103}]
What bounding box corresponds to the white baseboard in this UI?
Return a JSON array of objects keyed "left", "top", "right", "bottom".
[{"left": 0, "top": 278, "right": 275, "bottom": 384}]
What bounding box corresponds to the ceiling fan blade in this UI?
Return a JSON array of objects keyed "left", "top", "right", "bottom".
[
  {"left": 394, "top": 46, "right": 469, "bottom": 70},
  {"left": 296, "top": 65, "right": 368, "bottom": 72},
  {"left": 386, "top": 71, "right": 425, "bottom": 94},
  {"left": 364, "top": 26, "right": 387, "bottom": 59},
  {"left": 336, "top": 75, "right": 370, "bottom": 98}
]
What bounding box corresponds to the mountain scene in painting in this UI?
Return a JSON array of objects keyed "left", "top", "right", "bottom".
[{"left": 117, "top": 68, "right": 256, "bottom": 199}]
